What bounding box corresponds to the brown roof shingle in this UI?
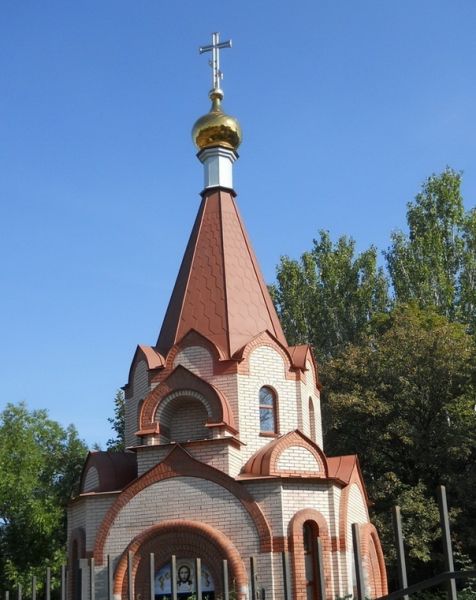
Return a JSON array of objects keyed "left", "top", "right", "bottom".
[{"left": 156, "top": 188, "right": 287, "bottom": 359}]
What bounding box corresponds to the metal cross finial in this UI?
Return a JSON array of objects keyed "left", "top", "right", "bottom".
[{"left": 199, "top": 32, "right": 232, "bottom": 92}]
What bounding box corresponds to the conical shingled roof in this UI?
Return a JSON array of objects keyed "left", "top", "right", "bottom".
[{"left": 156, "top": 188, "right": 287, "bottom": 359}]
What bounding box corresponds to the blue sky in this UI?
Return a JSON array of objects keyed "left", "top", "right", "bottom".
[{"left": 1, "top": 1, "right": 475, "bottom": 447}]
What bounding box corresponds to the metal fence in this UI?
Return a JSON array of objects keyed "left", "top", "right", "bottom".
[{"left": 2, "top": 486, "right": 474, "bottom": 600}]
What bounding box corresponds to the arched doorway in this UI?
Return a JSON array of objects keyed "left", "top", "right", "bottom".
[{"left": 114, "top": 521, "right": 248, "bottom": 600}]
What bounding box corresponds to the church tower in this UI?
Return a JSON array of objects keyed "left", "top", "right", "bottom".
[{"left": 68, "top": 33, "right": 387, "bottom": 600}]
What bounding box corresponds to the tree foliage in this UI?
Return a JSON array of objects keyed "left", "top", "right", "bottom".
[
  {"left": 271, "top": 231, "right": 389, "bottom": 362},
  {"left": 107, "top": 389, "right": 126, "bottom": 451},
  {"left": 271, "top": 168, "right": 476, "bottom": 581},
  {"left": 386, "top": 167, "right": 476, "bottom": 330},
  {"left": 0, "top": 403, "right": 88, "bottom": 590},
  {"left": 322, "top": 305, "right": 476, "bottom": 573}
]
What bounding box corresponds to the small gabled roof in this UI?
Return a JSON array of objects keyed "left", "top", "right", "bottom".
[
  {"left": 327, "top": 455, "right": 358, "bottom": 484},
  {"left": 156, "top": 188, "right": 288, "bottom": 360},
  {"left": 79, "top": 451, "right": 137, "bottom": 494}
]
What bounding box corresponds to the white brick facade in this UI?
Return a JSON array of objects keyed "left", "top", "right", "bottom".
[{"left": 69, "top": 336, "right": 386, "bottom": 600}]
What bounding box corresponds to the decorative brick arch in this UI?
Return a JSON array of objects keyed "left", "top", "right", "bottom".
[
  {"left": 338, "top": 464, "right": 370, "bottom": 551},
  {"left": 164, "top": 329, "right": 227, "bottom": 370},
  {"left": 93, "top": 445, "right": 272, "bottom": 564},
  {"left": 125, "top": 345, "right": 164, "bottom": 396},
  {"left": 242, "top": 430, "right": 328, "bottom": 477},
  {"left": 359, "top": 523, "right": 388, "bottom": 597},
  {"left": 288, "top": 509, "right": 333, "bottom": 600},
  {"left": 113, "top": 520, "right": 248, "bottom": 600},
  {"left": 236, "top": 331, "right": 299, "bottom": 380},
  {"left": 137, "top": 365, "right": 236, "bottom": 435}
]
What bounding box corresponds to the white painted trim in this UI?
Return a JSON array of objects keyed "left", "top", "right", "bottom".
[{"left": 198, "top": 146, "right": 237, "bottom": 189}]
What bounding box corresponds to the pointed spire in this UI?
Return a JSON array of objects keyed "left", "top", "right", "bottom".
[{"left": 156, "top": 188, "right": 287, "bottom": 359}]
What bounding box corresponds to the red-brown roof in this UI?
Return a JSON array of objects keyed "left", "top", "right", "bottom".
[
  {"left": 156, "top": 188, "right": 288, "bottom": 359},
  {"left": 79, "top": 451, "right": 137, "bottom": 494},
  {"left": 327, "top": 455, "right": 358, "bottom": 484}
]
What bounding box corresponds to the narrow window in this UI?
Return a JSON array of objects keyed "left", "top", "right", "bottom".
[
  {"left": 259, "top": 386, "right": 277, "bottom": 433},
  {"left": 303, "top": 521, "right": 320, "bottom": 600},
  {"left": 309, "top": 397, "right": 316, "bottom": 442}
]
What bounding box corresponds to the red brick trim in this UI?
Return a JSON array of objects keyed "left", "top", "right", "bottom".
[
  {"left": 359, "top": 523, "right": 388, "bottom": 597},
  {"left": 113, "top": 519, "right": 248, "bottom": 600},
  {"left": 331, "top": 536, "right": 345, "bottom": 552},
  {"left": 338, "top": 465, "right": 370, "bottom": 551},
  {"left": 138, "top": 364, "right": 236, "bottom": 433},
  {"left": 288, "top": 509, "right": 333, "bottom": 600},
  {"left": 93, "top": 445, "right": 272, "bottom": 564},
  {"left": 272, "top": 536, "right": 288, "bottom": 552}
]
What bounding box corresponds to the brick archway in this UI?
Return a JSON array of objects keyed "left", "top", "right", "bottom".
[
  {"left": 288, "top": 509, "right": 333, "bottom": 600},
  {"left": 114, "top": 520, "right": 248, "bottom": 600},
  {"left": 359, "top": 523, "right": 388, "bottom": 598}
]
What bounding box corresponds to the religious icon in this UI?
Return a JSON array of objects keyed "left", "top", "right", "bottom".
[{"left": 155, "top": 559, "right": 215, "bottom": 599}]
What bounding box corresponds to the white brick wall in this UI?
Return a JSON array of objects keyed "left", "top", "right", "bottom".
[
  {"left": 67, "top": 494, "right": 117, "bottom": 553},
  {"left": 237, "top": 346, "right": 299, "bottom": 462},
  {"left": 103, "top": 477, "right": 261, "bottom": 560},
  {"left": 299, "top": 360, "right": 323, "bottom": 449},
  {"left": 276, "top": 446, "right": 322, "bottom": 472},
  {"left": 126, "top": 360, "right": 149, "bottom": 447},
  {"left": 83, "top": 467, "right": 99, "bottom": 492},
  {"left": 345, "top": 483, "right": 370, "bottom": 597},
  {"left": 173, "top": 345, "right": 214, "bottom": 379},
  {"left": 136, "top": 446, "right": 171, "bottom": 476}
]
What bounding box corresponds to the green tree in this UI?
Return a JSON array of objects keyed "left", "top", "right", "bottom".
[
  {"left": 107, "top": 389, "right": 125, "bottom": 451},
  {"left": 460, "top": 207, "right": 476, "bottom": 332},
  {"left": 0, "top": 402, "right": 88, "bottom": 591},
  {"left": 271, "top": 230, "right": 389, "bottom": 362},
  {"left": 322, "top": 305, "right": 476, "bottom": 576},
  {"left": 386, "top": 167, "right": 476, "bottom": 327}
]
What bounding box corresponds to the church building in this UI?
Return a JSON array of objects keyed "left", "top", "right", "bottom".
[{"left": 68, "top": 34, "right": 388, "bottom": 600}]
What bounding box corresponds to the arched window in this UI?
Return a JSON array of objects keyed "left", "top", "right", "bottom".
[
  {"left": 259, "top": 386, "right": 277, "bottom": 433},
  {"left": 309, "top": 397, "right": 316, "bottom": 442},
  {"left": 303, "top": 520, "right": 320, "bottom": 600}
]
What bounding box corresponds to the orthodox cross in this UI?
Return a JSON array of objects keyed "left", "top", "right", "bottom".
[{"left": 199, "top": 32, "right": 232, "bottom": 92}]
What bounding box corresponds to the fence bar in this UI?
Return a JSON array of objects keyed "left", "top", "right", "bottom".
[
  {"left": 107, "top": 555, "right": 114, "bottom": 600},
  {"left": 46, "top": 567, "right": 51, "bottom": 600},
  {"left": 61, "top": 565, "right": 66, "bottom": 600},
  {"left": 195, "top": 558, "right": 202, "bottom": 600},
  {"left": 437, "top": 486, "right": 457, "bottom": 600},
  {"left": 281, "top": 552, "right": 292, "bottom": 600},
  {"left": 222, "top": 559, "right": 230, "bottom": 600},
  {"left": 352, "top": 523, "right": 366, "bottom": 600},
  {"left": 171, "top": 555, "right": 177, "bottom": 600},
  {"left": 31, "top": 576, "right": 36, "bottom": 600},
  {"left": 128, "top": 552, "right": 134, "bottom": 600},
  {"left": 17, "top": 584, "right": 21, "bottom": 600},
  {"left": 149, "top": 553, "right": 155, "bottom": 600},
  {"left": 316, "top": 538, "right": 326, "bottom": 600},
  {"left": 5, "top": 592, "right": 9, "bottom": 600},
  {"left": 375, "top": 569, "right": 476, "bottom": 600},
  {"left": 90, "top": 558, "right": 95, "bottom": 600},
  {"left": 392, "top": 506, "right": 409, "bottom": 600},
  {"left": 250, "top": 556, "right": 257, "bottom": 600}
]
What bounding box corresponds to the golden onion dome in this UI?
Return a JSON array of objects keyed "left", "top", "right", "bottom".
[{"left": 192, "top": 89, "right": 242, "bottom": 151}]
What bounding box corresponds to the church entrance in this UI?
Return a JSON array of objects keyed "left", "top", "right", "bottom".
[
  {"left": 155, "top": 559, "right": 215, "bottom": 599},
  {"left": 114, "top": 521, "right": 248, "bottom": 600}
]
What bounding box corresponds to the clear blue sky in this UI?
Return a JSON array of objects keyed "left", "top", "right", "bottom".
[{"left": 1, "top": 1, "right": 475, "bottom": 447}]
